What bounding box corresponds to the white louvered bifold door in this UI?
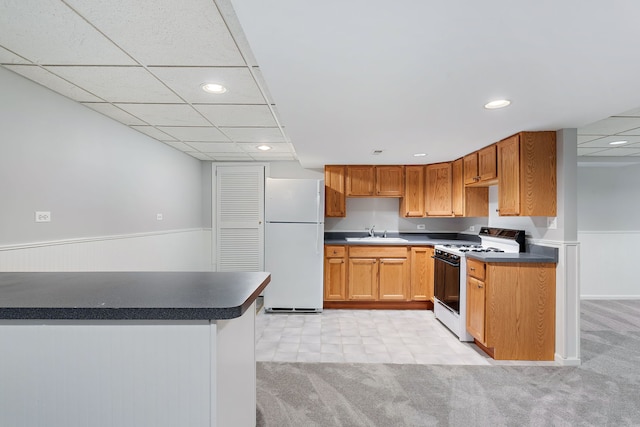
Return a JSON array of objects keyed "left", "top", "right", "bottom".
[{"left": 215, "top": 165, "right": 265, "bottom": 272}]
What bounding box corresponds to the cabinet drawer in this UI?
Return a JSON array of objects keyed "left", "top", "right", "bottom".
[
  {"left": 325, "top": 245, "right": 346, "bottom": 258},
  {"left": 467, "top": 258, "right": 485, "bottom": 280},
  {"left": 349, "top": 246, "right": 408, "bottom": 258}
]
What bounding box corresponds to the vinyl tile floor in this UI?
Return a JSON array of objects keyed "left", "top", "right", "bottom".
[{"left": 255, "top": 307, "right": 560, "bottom": 366}]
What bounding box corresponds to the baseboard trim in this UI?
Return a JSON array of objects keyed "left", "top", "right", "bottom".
[
  {"left": 323, "top": 301, "right": 431, "bottom": 310},
  {"left": 554, "top": 354, "right": 581, "bottom": 366}
]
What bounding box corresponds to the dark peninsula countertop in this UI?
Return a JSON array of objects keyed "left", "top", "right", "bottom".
[{"left": 0, "top": 271, "right": 270, "bottom": 321}]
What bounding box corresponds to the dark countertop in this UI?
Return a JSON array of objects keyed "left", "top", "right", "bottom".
[
  {"left": 324, "top": 231, "right": 481, "bottom": 246},
  {"left": 0, "top": 271, "right": 271, "bottom": 321},
  {"left": 325, "top": 232, "right": 558, "bottom": 263},
  {"left": 465, "top": 252, "right": 557, "bottom": 263}
]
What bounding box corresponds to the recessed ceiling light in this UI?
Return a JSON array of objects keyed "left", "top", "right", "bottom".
[
  {"left": 256, "top": 145, "right": 272, "bottom": 151},
  {"left": 609, "top": 140, "right": 628, "bottom": 145},
  {"left": 484, "top": 99, "right": 511, "bottom": 109},
  {"left": 201, "top": 83, "right": 227, "bottom": 94},
  {"left": 413, "top": 153, "right": 427, "bottom": 157}
]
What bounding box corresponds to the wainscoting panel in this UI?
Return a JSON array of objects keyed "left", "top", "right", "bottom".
[
  {"left": 0, "top": 229, "right": 212, "bottom": 272},
  {"left": 578, "top": 231, "right": 639, "bottom": 299}
]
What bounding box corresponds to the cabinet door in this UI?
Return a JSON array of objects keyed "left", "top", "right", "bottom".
[
  {"left": 324, "top": 246, "right": 346, "bottom": 301},
  {"left": 497, "top": 135, "right": 521, "bottom": 215},
  {"left": 478, "top": 144, "right": 497, "bottom": 183},
  {"left": 451, "top": 158, "right": 464, "bottom": 216},
  {"left": 400, "top": 165, "right": 426, "bottom": 217},
  {"left": 410, "top": 246, "right": 434, "bottom": 301},
  {"left": 378, "top": 258, "right": 409, "bottom": 300},
  {"left": 324, "top": 257, "right": 347, "bottom": 300},
  {"left": 425, "top": 163, "right": 453, "bottom": 216},
  {"left": 375, "top": 166, "right": 404, "bottom": 197},
  {"left": 463, "top": 153, "right": 478, "bottom": 185},
  {"left": 466, "top": 276, "right": 486, "bottom": 343},
  {"left": 324, "top": 165, "right": 346, "bottom": 217},
  {"left": 346, "top": 166, "right": 374, "bottom": 196},
  {"left": 348, "top": 258, "right": 377, "bottom": 300}
]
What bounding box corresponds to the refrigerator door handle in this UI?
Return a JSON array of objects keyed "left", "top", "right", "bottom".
[{"left": 315, "top": 180, "right": 321, "bottom": 254}]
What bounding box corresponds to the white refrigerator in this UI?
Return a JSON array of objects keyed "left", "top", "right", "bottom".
[{"left": 264, "top": 178, "right": 324, "bottom": 312}]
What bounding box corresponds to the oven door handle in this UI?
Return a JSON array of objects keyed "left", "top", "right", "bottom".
[{"left": 431, "top": 256, "right": 459, "bottom": 267}]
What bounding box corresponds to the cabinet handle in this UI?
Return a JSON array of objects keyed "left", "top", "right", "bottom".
[
  {"left": 470, "top": 267, "right": 475, "bottom": 271},
  {"left": 477, "top": 283, "right": 483, "bottom": 288}
]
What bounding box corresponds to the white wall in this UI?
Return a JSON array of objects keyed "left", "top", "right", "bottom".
[
  {"left": 0, "top": 67, "right": 208, "bottom": 270},
  {"left": 325, "top": 198, "right": 485, "bottom": 233},
  {"left": 578, "top": 162, "right": 640, "bottom": 298}
]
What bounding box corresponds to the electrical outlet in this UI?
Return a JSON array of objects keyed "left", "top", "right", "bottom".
[
  {"left": 156, "top": 213, "right": 163, "bottom": 221},
  {"left": 547, "top": 217, "right": 557, "bottom": 229},
  {"left": 35, "top": 211, "right": 51, "bottom": 222},
  {"left": 469, "top": 226, "right": 475, "bottom": 232},
  {"left": 417, "top": 224, "right": 426, "bottom": 230}
]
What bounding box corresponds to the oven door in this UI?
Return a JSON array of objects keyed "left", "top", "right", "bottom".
[{"left": 433, "top": 254, "right": 460, "bottom": 313}]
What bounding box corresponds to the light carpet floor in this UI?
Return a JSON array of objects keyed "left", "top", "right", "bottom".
[{"left": 256, "top": 300, "right": 640, "bottom": 426}]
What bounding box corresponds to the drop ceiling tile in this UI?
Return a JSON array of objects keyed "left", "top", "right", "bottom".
[
  {"left": 617, "top": 127, "right": 640, "bottom": 136},
  {"left": 0, "top": 47, "right": 30, "bottom": 64},
  {"left": 578, "top": 117, "right": 640, "bottom": 135},
  {"left": 149, "top": 67, "right": 266, "bottom": 104},
  {"left": 0, "top": 1, "right": 135, "bottom": 65},
  {"left": 65, "top": 0, "right": 244, "bottom": 66},
  {"left": 237, "top": 142, "right": 293, "bottom": 153},
  {"left": 162, "top": 141, "right": 195, "bottom": 151},
  {"left": 194, "top": 105, "right": 277, "bottom": 127},
  {"left": 115, "top": 104, "right": 209, "bottom": 126},
  {"left": 577, "top": 135, "right": 605, "bottom": 144},
  {"left": 579, "top": 135, "right": 640, "bottom": 148},
  {"left": 222, "top": 127, "right": 286, "bottom": 143},
  {"left": 82, "top": 103, "right": 146, "bottom": 125},
  {"left": 215, "top": 0, "right": 258, "bottom": 66},
  {"left": 130, "top": 126, "right": 177, "bottom": 141},
  {"left": 577, "top": 147, "right": 607, "bottom": 156},
  {"left": 208, "top": 153, "right": 254, "bottom": 161},
  {"left": 157, "top": 126, "right": 230, "bottom": 142},
  {"left": 3, "top": 65, "right": 102, "bottom": 102},
  {"left": 249, "top": 152, "right": 296, "bottom": 161},
  {"left": 584, "top": 147, "right": 640, "bottom": 156},
  {"left": 186, "top": 142, "right": 243, "bottom": 152},
  {"left": 185, "top": 152, "right": 213, "bottom": 161},
  {"left": 45, "top": 66, "right": 182, "bottom": 103},
  {"left": 613, "top": 107, "right": 640, "bottom": 117}
]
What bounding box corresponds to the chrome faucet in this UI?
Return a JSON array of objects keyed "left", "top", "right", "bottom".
[
  {"left": 383, "top": 230, "right": 387, "bottom": 238},
  {"left": 368, "top": 225, "right": 375, "bottom": 237}
]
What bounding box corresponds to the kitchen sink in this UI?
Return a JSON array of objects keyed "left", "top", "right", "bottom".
[{"left": 345, "top": 237, "right": 409, "bottom": 243}]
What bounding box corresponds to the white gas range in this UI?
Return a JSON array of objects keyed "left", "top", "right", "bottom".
[{"left": 432, "top": 227, "right": 526, "bottom": 342}]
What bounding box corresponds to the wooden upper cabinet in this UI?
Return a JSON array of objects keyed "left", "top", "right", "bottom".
[
  {"left": 346, "top": 165, "right": 403, "bottom": 197},
  {"left": 346, "top": 165, "right": 375, "bottom": 196},
  {"left": 324, "top": 165, "right": 346, "bottom": 217},
  {"left": 400, "top": 165, "right": 426, "bottom": 217},
  {"left": 451, "top": 159, "right": 464, "bottom": 216},
  {"left": 464, "top": 144, "right": 497, "bottom": 186},
  {"left": 425, "top": 162, "right": 453, "bottom": 216},
  {"left": 477, "top": 144, "right": 497, "bottom": 184},
  {"left": 497, "top": 132, "right": 556, "bottom": 216},
  {"left": 463, "top": 152, "right": 478, "bottom": 185},
  {"left": 375, "top": 166, "right": 404, "bottom": 197},
  {"left": 453, "top": 158, "right": 489, "bottom": 217}
]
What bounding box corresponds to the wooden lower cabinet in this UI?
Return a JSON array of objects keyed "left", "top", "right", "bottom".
[
  {"left": 466, "top": 260, "right": 556, "bottom": 360},
  {"left": 348, "top": 258, "right": 378, "bottom": 300},
  {"left": 324, "top": 245, "right": 430, "bottom": 309},
  {"left": 324, "top": 246, "right": 347, "bottom": 300},
  {"left": 410, "top": 246, "right": 434, "bottom": 301}
]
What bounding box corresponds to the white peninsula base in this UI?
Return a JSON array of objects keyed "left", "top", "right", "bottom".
[{"left": 0, "top": 302, "right": 257, "bottom": 427}]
